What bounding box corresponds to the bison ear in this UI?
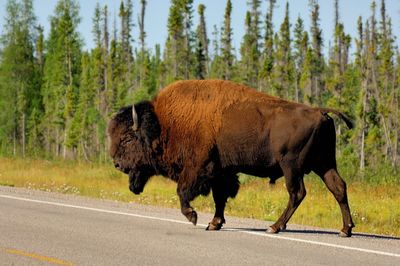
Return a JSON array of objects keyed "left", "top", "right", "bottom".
[{"left": 139, "top": 103, "right": 161, "bottom": 147}]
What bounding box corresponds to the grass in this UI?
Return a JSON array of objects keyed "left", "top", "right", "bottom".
[{"left": 0, "top": 157, "right": 399, "bottom": 237}]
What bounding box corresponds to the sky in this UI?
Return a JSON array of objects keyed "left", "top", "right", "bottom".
[{"left": 0, "top": 0, "right": 400, "bottom": 56}]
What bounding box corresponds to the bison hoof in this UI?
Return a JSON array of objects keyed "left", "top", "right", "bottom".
[
  {"left": 339, "top": 224, "right": 354, "bottom": 237},
  {"left": 266, "top": 226, "right": 280, "bottom": 234},
  {"left": 339, "top": 230, "right": 352, "bottom": 238},
  {"left": 280, "top": 224, "right": 287, "bottom": 231},
  {"left": 206, "top": 223, "right": 221, "bottom": 231},
  {"left": 182, "top": 208, "right": 198, "bottom": 226},
  {"left": 187, "top": 210, "right": 197, "bottom": 226},
  {"left": 206, "top": 217, "right": 225, "bottom": 231}
]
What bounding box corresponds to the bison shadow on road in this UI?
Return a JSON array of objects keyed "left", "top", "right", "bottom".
[{"left": 222, "top": 227, "right": 400, "bottom": 240}]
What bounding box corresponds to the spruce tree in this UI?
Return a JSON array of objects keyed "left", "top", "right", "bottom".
[
  {"left": 358, "top": 2, "right": 381, "bottom": 170},
  {"left": 28, "top": 24, "right": 45, "bottom": 155},
  {"left": 308, "top": 0, "right": 324, "bottom": 104},
  {"left": 293, "top": 16, "right": 308, "bottom": 102},
  {"left": 138, "top": 0, "right": 146, "bottom": 54},
  {"left": 209, "top": 25, "right": 223, "bottom": 79},
  {"left": 194, "top": 4, "right": 208, "bottom": 79},
  {"left": 377, "top": 0, "right": 396, "bottom": 164},
  {"left": 102, "top": 5, "right": 111, "bottom": 116},
  {"left": 181, "top": 0, "right": 195, "bottom": 79},
  {"left": 0, "top": 0, "right": 38, "bottom": 156},
  {"left": 92, "top": 3, "right": 102, "bottom": 48},
  {"left": 118, "top": 0, "right": 134, "bottom": 98},
  {"left": 326, "top": 0, "right": 351, "bottom": 109},
  {"left": 220, "top": 0, "right": 233, "bottom": 80},
  {"left": 260, "top": 0, "right": 276, "bottom": 92},
  {"left": 272, "top": 2, "right": 294, "bottom": 99},
  {"left": 165, "top": 0, "right": 185, "bottom": 81},
  {"left": 41, "top": 0, "right": 82, "bottom": 158},
  {"left": 240, "top": 0, "right": 261, "bottom": 88},
  {"left": 135, "top": 0, "right": 151, "bottom": 98}
]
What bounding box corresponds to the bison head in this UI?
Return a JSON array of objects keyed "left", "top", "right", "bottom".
[{"left": 107, "top": 101, "right": 161, "bottom": 195}]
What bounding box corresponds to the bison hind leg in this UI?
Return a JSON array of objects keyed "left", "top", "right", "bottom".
[
  {"left": 314, "top": 167, "right": 355, "bottom": 237},
  {"left": 267, "top": 165, "right": 306, "bottom": 234}
]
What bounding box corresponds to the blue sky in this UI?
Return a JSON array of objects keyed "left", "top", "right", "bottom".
[{"left": 1, "top": 0, "right": 399, "bottom": 56}]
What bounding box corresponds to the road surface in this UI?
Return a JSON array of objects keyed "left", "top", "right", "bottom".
[{"left": 0, "top": 186, "right": 399, "bottom": 265}]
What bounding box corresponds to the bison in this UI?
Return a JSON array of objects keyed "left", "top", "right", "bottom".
[{"left": 108, "top": 80, "right": 355, "bottom": 237}]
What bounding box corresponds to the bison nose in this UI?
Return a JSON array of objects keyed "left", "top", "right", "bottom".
[{"left": 114, "top": 162, "right": 120, "bottom": 169}]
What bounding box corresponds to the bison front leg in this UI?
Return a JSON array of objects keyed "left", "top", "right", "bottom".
[
  {"left": 267, "top": 169, "right": 306, "bottom": 234},
  {"left": 207, "top": 174, "right": 239, "bottom": 231},
  {"left": 177, "top": 184, "right": 198, "bottom": 226}
]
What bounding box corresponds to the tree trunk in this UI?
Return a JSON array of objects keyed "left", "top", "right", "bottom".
[
  {"left": 13, "top": 128, "right": 16, "bottom": 157},
  {"left": 360, "top": 128, "right": 365, "bottom": 171},
  {"left": 63, "top": 130, "right": 67, "bottom": 159},
  {"left": 21, "top": 112, "right": 25, "bottom": 158},
  {"left": 360, "top": 79, "right": 368, "bottom": 171}
]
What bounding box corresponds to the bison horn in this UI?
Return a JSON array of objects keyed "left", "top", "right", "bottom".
[{"left": 132, "top": 105, "right": 138, "bottom": 131}]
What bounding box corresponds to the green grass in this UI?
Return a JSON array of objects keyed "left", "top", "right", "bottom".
[{"left": 0, "top": 157, "right": 399, "bottom": 236}]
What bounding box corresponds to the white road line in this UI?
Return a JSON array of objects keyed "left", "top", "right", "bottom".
[{"left": 1, "top": 194, "right": 399, "bottom": 258}]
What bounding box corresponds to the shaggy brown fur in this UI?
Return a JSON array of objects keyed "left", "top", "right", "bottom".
[{"left": 108, "top": 79, "right": 355, "bottom": 237}]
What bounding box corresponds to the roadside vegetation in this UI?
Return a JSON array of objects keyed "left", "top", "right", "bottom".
[{"left": 1, "top": 157, "right": 398, "bottom": 237}]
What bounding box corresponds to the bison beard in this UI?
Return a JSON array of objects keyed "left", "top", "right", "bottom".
[
  {"left": 129, "top": 168, "right": 151, "bottom": 195},
  {"left": 108, "top": 80, "right": 355, "bottom": 237}
]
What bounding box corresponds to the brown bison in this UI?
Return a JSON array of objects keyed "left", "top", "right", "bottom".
[{"left": 108, "top": 80, "right": 355, "bottom": 237}]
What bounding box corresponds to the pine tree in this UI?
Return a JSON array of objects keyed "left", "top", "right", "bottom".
[
  {"left": 133, "top": 1, "right": 159, "bottom": 102},
  {"left": 308, "top": 0, "right": 324, "bottom": 104},
  {"left": 394, "top": 54, "right": 400, "bottom": 167},
  {"left": 41, "top": 0, "right": 82, "bottom": 158},
  {"left": 165, "top": 0, "right": 186, "bottom": 81},
  {"left": 377, "top": 0, "right": 396, "bottom": 164},
  {"left": 181, "top": 0, "right": 195, "bottom": 79},
  {"left": 0, "top": 0, "right": 38, "bottom": 156},
  {"left": 92, "top": 3, "right": 102, "bottom": 47},
  {"left": 135, "top": 0, "right": 150, "bottom": 97},
  {"left": 358, "top": 2, "right": 381, "bottom": 170},
  {"left": 0, "top": 0, "right": 20, "bottom": 155},
  {"left": 35, "top": 25, "right": 45, "bottom": 72},
  {"left": 118, "top": 0, "right": 134, "bottom": 99},
  {"left": 355, "top": 16, "right": 364, "bottom": 66},
  {"left": 109, "top": 17, "right": 129, "bottom": 111},
  {"left": 119, "top": 0, "right": 134, "bottom": 70},
  {"left": 138, "top": 0, "right": 146, "bottom": 54},
  {"left": 154, "top": 44, "right": 165, "bottom": 90},
  {"left": 293, "top": 16, "right": 308, "bottom": 102},
  {"left": 209, "top": 25, "right": 223, "bottom": 79},
  {"left": 272, "top": 2, "right": 294, "bottom": 99},
  {"left": 194, "top": 4, "right": 208, "bottom": 79},
  {"left": 73, "top": 53, "right": 98, "bottom": 160},
  {"left": 28, "top": 24, "right": 45, "bottom": 155},
  {"left": 240, "top": 0, "right": 261, "bottom": 88},
  {"left": 220, "top": 0, "right": 233, "bottom": 80},
  {"left": 260, "top": 0, "right": 276, "bottom": 92},
  {"left": 102, "top": 5, "right": 111, "bottom": 116},
  {"left": 326, "top": 0, "right": 351, "bottom": 110}
]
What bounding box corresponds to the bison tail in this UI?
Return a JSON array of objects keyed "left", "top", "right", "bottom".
[{"left": 317, "top": 108, "right": 353, "bottom": 129}]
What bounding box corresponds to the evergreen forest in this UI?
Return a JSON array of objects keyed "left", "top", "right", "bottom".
[{"left": 0, "top": 0, "right": 399, "bottom": 183}]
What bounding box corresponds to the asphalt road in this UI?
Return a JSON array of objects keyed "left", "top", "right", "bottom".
[{"left": 0, "top": 186, "right": 399, "bottom": 266}]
